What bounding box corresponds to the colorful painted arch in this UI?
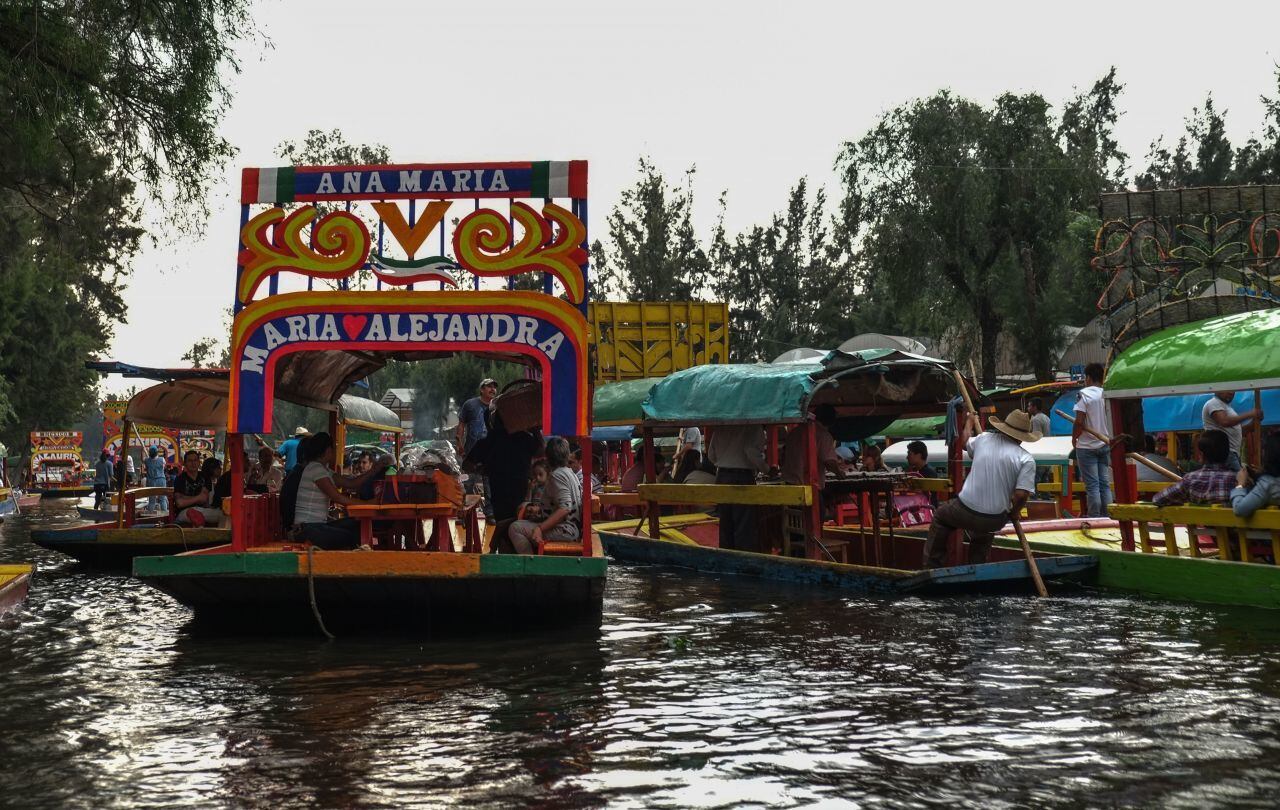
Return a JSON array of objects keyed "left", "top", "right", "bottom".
[{"left": 228, "top": 290, "right": 591, "bottom": 436}]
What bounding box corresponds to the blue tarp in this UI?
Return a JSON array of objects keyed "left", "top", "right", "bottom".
[{"left": 1047, "top": 390, "right": 1280, "bottom": 435}]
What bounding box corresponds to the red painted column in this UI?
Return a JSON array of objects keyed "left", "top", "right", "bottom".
[
  {"left": 580, "top": 435, "right": 593, "bottom": 556},
  {"left": 643, "top": 427, "right": 659, "bottom": 539},
  {"left": 229, "top": 432, "right": 246, "bottom": 551},
  {"left": 804, "top": 422, "right": 821, "bottom": 559},
  {"left": 1109, "top": 400, "right": 1136, "bottom": 552},
  {"left": 947, "top": 407, "right": 968, "bottom": 566}
]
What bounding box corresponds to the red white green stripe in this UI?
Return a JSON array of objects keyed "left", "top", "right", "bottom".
[{"left": 240, "top": 167, "right": 296, "bottom": 204}]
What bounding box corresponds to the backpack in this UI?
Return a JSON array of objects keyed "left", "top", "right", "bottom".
[{"left": 279, "top": 463, "right": 307, "bottom": 530}]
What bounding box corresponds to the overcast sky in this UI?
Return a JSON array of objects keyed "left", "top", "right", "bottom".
[{"left": 102, "top": 0, "right": 1280, "bottom": 394}]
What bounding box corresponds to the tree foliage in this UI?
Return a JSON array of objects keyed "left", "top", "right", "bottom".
[
  {"left": 1137, "top": 69, "right": 1280, "bottom": 188},
  {"left": 837, "top": 71, "right": 1125, "bottom": 384},
  {"left": 712, "top": 179, "right": 858, "bottom": 361},
  {"left": 591, "top": 158, "right": 712, "bottom": 302},
  {"left": 0, "top": 0, "right": 248, "bottom": 450}
]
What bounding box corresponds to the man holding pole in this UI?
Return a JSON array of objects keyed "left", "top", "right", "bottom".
[{"left": 923, "top": 408, "right": 1040, "bottom": 568}]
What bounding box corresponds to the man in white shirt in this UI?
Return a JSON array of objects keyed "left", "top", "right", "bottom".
[
  {"left": 675, "top": 425, "right": 703, "bottom": 467},
  {"left": 923, "top": 409, "right": 1039, "bottom": 568},
  {"left": 707, "top": 424, "right": 769, "bottom": 552},
  {"left": 1027, "top": 397, "right": 1052, "bottom": 439},
  {"left": 1202, "top": 391, "right": 1262, "bottom": 472},
  {"left": 1072, "top": 363, "right": 1114, "bottom": 517}
]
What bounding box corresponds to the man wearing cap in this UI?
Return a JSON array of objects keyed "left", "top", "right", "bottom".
[
  {"left": 278, "top": 426, "right": 310, "bottom": 475},
  {"left": 458, "top": 378, "right": 498, "bottom": 518},
  {"left": 922, "top": 409, "right": 1040, "bottom": 568}
]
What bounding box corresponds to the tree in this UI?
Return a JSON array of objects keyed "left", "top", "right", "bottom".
[
  {"left": 837, "top": 72, "right": 1125, "bottom": 384},
  {"left": 1138, "top": 69, "right": 1280, "bottom": 188},
  {"left": 0, "top": 1, "right": 249, "bottom": 448},
  {"left": 713, "top": 179, "right": 858, "bottom": 361},
  {"left": 591, "top": 158, "right": 713, "bottom": 302}
]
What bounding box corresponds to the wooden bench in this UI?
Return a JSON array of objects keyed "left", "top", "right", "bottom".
[{"left": 1109, "top": 503, "right": 1280, "bottom": 563}]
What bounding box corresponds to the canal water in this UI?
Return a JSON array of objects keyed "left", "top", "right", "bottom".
[{"left": 2, "top": 501, "right": 1280, "bottom": 809}]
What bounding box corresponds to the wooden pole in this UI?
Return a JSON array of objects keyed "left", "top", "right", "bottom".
[
  {"left": 1054, "top": 409, "right": 1181, "bottom": 482},
  {"left": 1009, "top": 513, "right": 1048, "bottom": 598},
  {"left": 116, "top": 418, "right": 131, "bottom": 528},
  {"left": 1250, "top": 388, "right": 1263, "bottom": 467}
]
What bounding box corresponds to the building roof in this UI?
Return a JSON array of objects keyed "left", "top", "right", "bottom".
[{"left": 380, "top": 388, "right": 415, "bottom": 407}]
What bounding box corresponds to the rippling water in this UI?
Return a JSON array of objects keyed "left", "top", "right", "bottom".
[{"left": 3, "top": 500, "right": 1280, "bottom": 808}]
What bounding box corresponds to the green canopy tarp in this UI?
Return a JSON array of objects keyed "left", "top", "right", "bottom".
[
  {"left": 593, "top": 378, "right": 664, "bottom": 426},
  {"left": 642, "top": 349, "right": 953, "bottom": 425},
  {"left": 1105, "top": 309, "right": 1280, "bottom": 398},
  {"left": 880, "top": 415, "right": 946, "bottom": 438}
]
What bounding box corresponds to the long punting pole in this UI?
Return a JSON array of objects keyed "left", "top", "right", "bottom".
[
  {"left": 1053, "top": 409, "right": 1181, "bottom": 482},
  {"left": 954, "top": 369, "right": 1046, "bottom": 597},
  {"left": 116, "top": 418, "right": 131, "bottom": 528}
]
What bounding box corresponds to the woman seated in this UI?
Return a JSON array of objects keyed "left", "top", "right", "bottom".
[
  {"left": 1231, "top": 433, "right": 1280, "bottom": 518},
  {"left": 620, "top": 445, "right": 668, "bottom": 491},
  {"left": 861, "top": 443, "right": 886, "bottom": 472},
  {"left": 506, "top": 437, "right": 581, "bottom": 554},
  {"left": 287, "top": 432, "right": 387, "bottom": 550}
]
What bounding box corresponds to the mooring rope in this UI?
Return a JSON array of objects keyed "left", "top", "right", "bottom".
[{"left": 306, "top": 545, "right": 335, "bottom": 640}]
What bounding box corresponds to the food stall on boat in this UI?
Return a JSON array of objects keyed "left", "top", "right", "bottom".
[
  {"left": 597, "top": 350, "right": 1097, "bottom": 594},
  {"left": 27, "top": 431, "right": 91, "bottom": 498},
  {"left": 132, "top": 158, "right": 604, "bottom": 632},
  {"left": 992, "top": 309, "right": 1280, "bottom": 610}
]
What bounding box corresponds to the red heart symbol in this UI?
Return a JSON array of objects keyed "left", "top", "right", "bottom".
[{"left": 341, "top": 315, "right": 368, "bottom": 340}]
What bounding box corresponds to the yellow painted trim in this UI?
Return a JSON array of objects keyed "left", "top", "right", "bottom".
[
  {"left": 299, "top": 550, "right": 481, "bottom": 577},
  {"left": 343, "top": 417, "right": 407, "bottom": 433},
  {"left": 907, "top": 478, "right": 953, "bottom": 493},
  {"left": 1109, "top": 503, "right": 1280, "bottom": 530},
  {"left": 597, "top": 492, "right": 642, "bottom": 506},
  {"left": 637, "top": 483, "right": 813, "bottom": 507},
  {"left": 1038, "top": 481, "right": 1167, "bottom": 494}
]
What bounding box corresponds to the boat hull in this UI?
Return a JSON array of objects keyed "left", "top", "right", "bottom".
[
  {"left": 134, "top": 547, "right": 607, "bottom": 633},
  {"left": 17, "top": 494, "right": 41, "bottom": 509},
  {"left": 993, "top": 522, "right": 1280, "bottom": 610},
  {"left": 30, "top": 486, "right": 92, "bottom": 498},
  {"left": 599, "top": 530, "right": 1095, "bottom": 595},
  {"left": 0, "top": 565, "right": 33, "bottom": 616},
  {"left": 30, "top": 526, "right": 230, "bottom": 567}
]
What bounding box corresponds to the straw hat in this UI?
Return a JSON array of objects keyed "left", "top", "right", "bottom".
[{"left": 990, "top": 409, "right": 1042, "bottom": 443}]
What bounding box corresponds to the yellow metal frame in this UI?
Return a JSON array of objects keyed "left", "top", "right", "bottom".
[{"left": 589, "top": 301, "right": 729, "bottom": 381}]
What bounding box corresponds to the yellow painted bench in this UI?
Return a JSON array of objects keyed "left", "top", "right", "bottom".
[{"left": 1108, "top": 503, "right": 1280, "bottom": 563}]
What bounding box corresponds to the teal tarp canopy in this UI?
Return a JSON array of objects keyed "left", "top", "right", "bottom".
[
  {"left": 593, "top": 378, "right": 663, "bottom": 426},
  {"left": 642, "top": 349, "right": 954, "bottom": 425}
]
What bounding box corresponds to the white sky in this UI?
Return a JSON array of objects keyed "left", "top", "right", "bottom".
[{"left": 102, "top": 0, "right": 1280, "bottom": 395}]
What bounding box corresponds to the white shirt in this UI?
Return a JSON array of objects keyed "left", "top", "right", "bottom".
[
  {"left": 1030, "top": 412, "right": 1051, "bottom": 438},
  {"left": 959, "top": 431, "right": 1037, "bottom": 516},
  {"left": 294, "top": 462, "right": 333, "bottom": 525},
  {"left": 707, "top": 425, "right": 768, "bottom": 473},
  {"left": 1073, "top": 386, "right": 1111, "bottom": 451},
  {"left": 1202, "top": 396, "right": 1244, "bottom": 456},
  {"left": 680, "top": 426, "right": 703, "bottom": 454}
]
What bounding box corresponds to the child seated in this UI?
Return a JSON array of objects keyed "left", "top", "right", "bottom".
[{"left": 521, "top": 460, "right": 549, "bottom": 520}]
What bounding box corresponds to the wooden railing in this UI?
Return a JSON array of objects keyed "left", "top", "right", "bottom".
[
  {"left": 1109, "top": 503, "right": 1280, "bottom": 564},
  {"left": 636, "top": 483, "right": 813, "bottom": 507}
]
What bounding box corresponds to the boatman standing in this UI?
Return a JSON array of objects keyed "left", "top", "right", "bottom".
[{"left": 922, "top": 408, "right": 1040, "bottom": 568}]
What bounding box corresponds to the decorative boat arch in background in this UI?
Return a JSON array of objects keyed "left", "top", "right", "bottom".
[{"left": 1092, "top": 184, "right": 1280, "bottom": 357}]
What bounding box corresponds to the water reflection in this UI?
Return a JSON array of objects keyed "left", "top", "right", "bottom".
[{"left": 2, "top": 500, "right": 1280, "bottom": 808}]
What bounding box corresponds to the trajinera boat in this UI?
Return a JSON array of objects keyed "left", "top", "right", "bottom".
[
  {"left": 986, "top": 309, "right": 1280, "bottom": 610},
  {"left": 596, "top": 350, "right": 1097, "bottom": 594},
  {"left": 31, "top": 364, "right": 408, "bottom": 568},
  {"left": 0, "top": 564, "right": 33, "bottom": 617},
  {"left": 132, "top": 158, "right": 604, "bottom": 632}
]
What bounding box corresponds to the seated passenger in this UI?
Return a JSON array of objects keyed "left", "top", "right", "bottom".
[
  {"left": 1153, "top": 430, "right": 1235, "bottom": 507},
  {"left": 671, "top": 448, "right": 701, "bottom": 484},
  {"left": 1137, "top": 434, "right": 1183, "bottom": 482},
  {"left": 522, "top": 460, "right": 550, "bottom": 520},
  {"left": 905, "top": 440, "right": 938, "bottom": 478},
  {"left": 1231, "top": 432, "right": 1280, "bottom": 518},
  {"left": 248, "top": 446, "right": 283, "bottom": 494},
  {"left": 621, "top": 445, "right": 669, "bottom": 491},
  {"left": 507, "top": 437, "right": 581, "bottom": 554},
  {"left": 571, "top": 447, "right": 604, "bottom": 493},
  {"left": 861, "top": 443, "right": 886, "bottom": 472},
  {"left": 781, "top": 404, "right": 842, "bottom": 484},
  {"left": 286, "top": 432, "right": 387, "bottom": 550},
  {"left": 175, "top": 451, "right": 222, "bottom": 527},
  {"left": 682, "top": 458, "right": 718, "bottom": 485}
]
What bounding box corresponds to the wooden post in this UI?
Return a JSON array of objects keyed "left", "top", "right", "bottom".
[
  {"left": 643, "top": 427, "right": 659, "bottom": 539},
  {"left": 116, "top": 418, "right": 131, "bottom": 528},
  {"left": 229, "top": 432, "right": 246, "bottom": 550},
  {"left": 580, "top": 435, "right": 593, "bottom": 557},
  {"left": 804, "top": 421, "right": 821, "bottom": 560},
  {"left": 1109, "top": 400, "right": 1136, "bottom": 552},
  {"left": 767, "top": 425, "right": 780, "bottom": 468}
]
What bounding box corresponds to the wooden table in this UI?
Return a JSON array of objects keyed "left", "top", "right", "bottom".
[{"left": 346, "top": 502, "right": 471, "bottom": 552}]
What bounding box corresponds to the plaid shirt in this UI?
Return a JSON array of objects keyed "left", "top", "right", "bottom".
[{"left": 1152, "top": 464, "right": 1236, "bottom": 506}]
